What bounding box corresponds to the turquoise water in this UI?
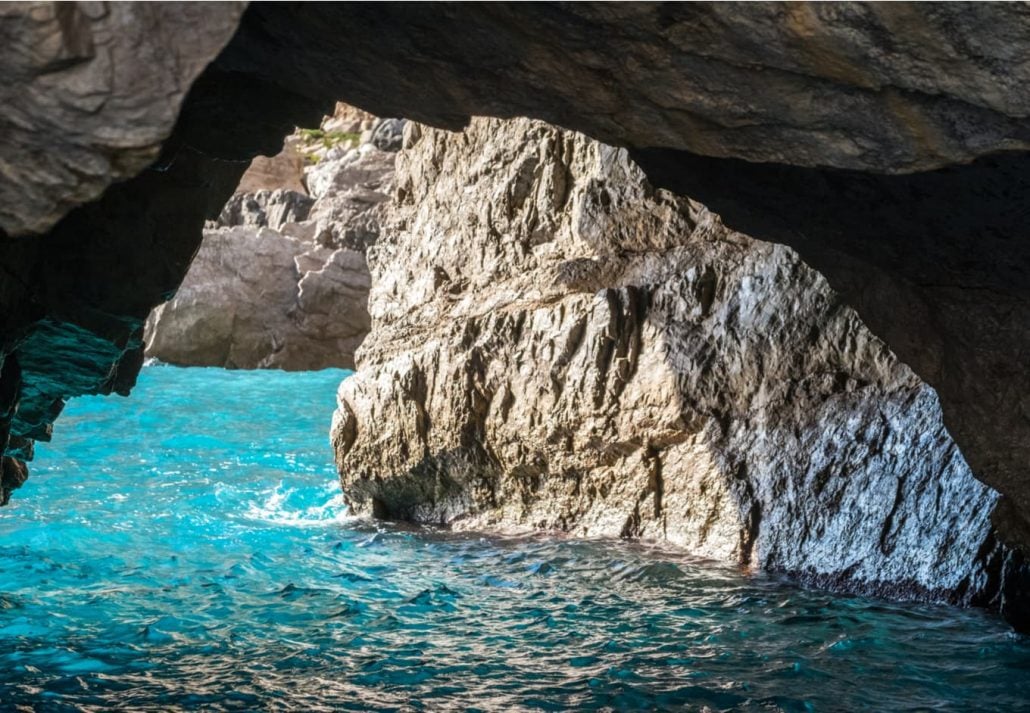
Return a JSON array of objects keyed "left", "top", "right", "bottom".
[{"left": 0, "top": 366, "right": 1027, "bottom": 711}]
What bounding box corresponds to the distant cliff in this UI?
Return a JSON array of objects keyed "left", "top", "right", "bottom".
[{"left": 144, "top": 114, "right": 402, "bottom": 370}]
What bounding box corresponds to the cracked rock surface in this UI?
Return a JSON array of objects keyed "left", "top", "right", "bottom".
[
  {"left": 333, "top": 118, "right": 1019, "bottom": 609},
  {"left": 144, "top": 134, "right": 397, "bottom": 371}
]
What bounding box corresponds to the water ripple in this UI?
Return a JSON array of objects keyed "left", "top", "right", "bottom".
[{"left": 0, "top": 366, "right": 1026, "bottom": 710}]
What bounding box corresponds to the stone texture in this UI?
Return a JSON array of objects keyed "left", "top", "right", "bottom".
[
  {"left": 195, "top": 3, "right": 1030, "bottom": 558},
  {"left": 143, "top": 134, "right": 396, "bottom": 371},
  {"left": 216, "top": 3, "right": 1030, "bottom": 174},
  {"left": 216, "top": 189, "right": 314, "bottom": 232},
  {"left": 145, "top": 227, "right": 370, "bottom": 371},
  {"left": 0, "top": 1, "right": 245, "bottom": 236},
  {"left": 333, "top": 118, "right": 1020, "bottom": 613},
  {"left": 234, "top": 137, "right": 308, "bottom": 196},
  {"left": 305, "top": 143, "right": 397, "bottom": 249}
]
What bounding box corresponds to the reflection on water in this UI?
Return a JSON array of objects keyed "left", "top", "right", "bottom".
[{"left": 0, "top": 366, "right": 1026, "bottom": 711}]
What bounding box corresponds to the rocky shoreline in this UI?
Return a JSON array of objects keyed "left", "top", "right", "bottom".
[{"left": 1, "top": 3, "right": 1029, "bottom": 633}]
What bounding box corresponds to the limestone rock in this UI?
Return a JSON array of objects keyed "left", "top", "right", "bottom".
[
  {"left": 304, "top": 144, "right": 396, "bottom": 249},
  {"left": 144, "top": 134, "right": 389, "bottom": 371},
  {"left": 322, "top": 102, "right": 377, "bottom": 135},
  {"left": 2, "top": 0, "right": 1029, "bottom": 590},
  {"left": 0, "top": 1, "right": 245, "bottom": 236},
  {"left": 145, "top": 226, "right": 369, "bottom": 371},
  {"left": 333, "top": 118, "right": 1017, "bottom": 609},
  {"left": 234, "top": 137, "right": 308, "bottom": 195},
  {"left": 370, "top": 119, "right": 406, "bottom": 152}
]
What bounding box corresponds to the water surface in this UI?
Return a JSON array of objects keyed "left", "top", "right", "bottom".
[{"left": 0, "top": 366, "right": 1027, "bottom": 711}]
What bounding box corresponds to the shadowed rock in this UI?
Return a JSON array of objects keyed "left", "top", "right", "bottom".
[{"left": 0, "top": 2, "right": 245, "bottom": 236}]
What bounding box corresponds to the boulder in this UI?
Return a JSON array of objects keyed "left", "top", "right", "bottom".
[
  {"left": 145, "top": 227, "right": 370, "bottom": 371},
  {"left": 333, "top": 117, "right": 1023, "bottom": 616}
]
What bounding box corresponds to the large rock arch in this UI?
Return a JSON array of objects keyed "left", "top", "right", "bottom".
[{"left": 1, "top": 2, "right": 1028, "bottom": 623}]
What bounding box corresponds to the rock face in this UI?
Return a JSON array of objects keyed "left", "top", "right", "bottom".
[
  {"left": 234, "top": 140, "right": 308, "bottom": 196},
  {"left": 333, "top": 118, "right": 1019, "bottom": 612},
  {"left": 0, "top": 1, "right": 245, "bottom": 236},
  {"left": 200, "top": 3, "right": 1030, "bottom": 559},
  {"left": 217, "top": 3, "right": 1030, "bottom": 174},
  {"left": 0, "top": 131, "right": 248, "bottom": 494},
  {"left": 1, "top": 2, "right": 1030, "bottom": 622},
  {"left": 144, "top": 226, "right": 369, "bottom": 371},
  {"left": 144, "top": 134, "right": 397, "bottom": 370}
]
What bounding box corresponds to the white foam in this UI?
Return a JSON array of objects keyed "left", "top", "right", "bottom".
[{"left": 243, "top": 480, "right": 354, "bottom": 528}]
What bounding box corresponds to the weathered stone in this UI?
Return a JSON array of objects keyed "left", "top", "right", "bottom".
[
  {"left": 144, "top": 136, "right": 386, "bottom": 371},
  {"left": 234, "top": 137, "right": 308, "bottom": 195},
  {"left": 145, "top": 227, "right": 370, "bottom": 371},
  {"left": 0, "top": 1, "right": 1028, "bottom": 616},
  {"left": 0, "top": 1, "right": 245, "bottom": 236},
  {"left": 371, "top": 119, "right": 406, "bottom": 153},
  {"left": 322, "top": 102, "right": 376, "bottom": 135},
  {"left": 333, "top": 118, "right": 1020, "bottom": 615},
  {"left": 304, "top": 145, "right": 395, "bottom": 250},
  {"left": 217, "top": 3, "right": 1030, "bottom": 174},
  {"left": 0, "top": 456, "right": 28, "bottom": 506},
  {"left": 145, "top": 226, "right": 370, "bottom": 371},
  {"left": 216, "top": 189, "right": 314, "bottom": 231}
]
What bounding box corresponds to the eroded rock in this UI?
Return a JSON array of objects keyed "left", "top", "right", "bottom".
[
  {"left": 0, "top": 1, "right": 245, "bottom": 236},
  {"left": 143, "top": 129, "right": 396, "bottom": 370},
  {"left": 145, "top": 226, "right": 370, "bottom": 371},
  {"left": 333, "top": 118, "right": 1019, "bottom": 612},
  {"left": 216, "top": 190, "right": 315, "bottom": 232},
  {"left": 218, "top": 3, "right": 1030, "bottom": 174}
]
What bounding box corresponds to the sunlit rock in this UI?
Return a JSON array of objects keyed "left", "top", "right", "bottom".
[{"left": 333, "top": 118, "right": 1019, "bottom": 608}]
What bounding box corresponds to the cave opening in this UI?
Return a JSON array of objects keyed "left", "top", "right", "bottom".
[{"left": 3, "top": 2, "right": 1030, "bottom": 708}]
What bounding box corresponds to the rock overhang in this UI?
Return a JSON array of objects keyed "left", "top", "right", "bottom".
[{"left": 0, "top": 0, "right": 1028, "bottom": 596}]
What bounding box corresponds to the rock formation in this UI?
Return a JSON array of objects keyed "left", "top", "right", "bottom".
[
  {"left": 333, "top": 118, "right": 1023, "bottom": 619},
  {"left": 144, "top": 122, "right": 399, "bottom": 370},
  {"left": 0, "top": 3, "right": 1029, "bottom": 625},
  {"left": 0, "top": 2, "right": 245, "bottom": 236},
  {"left": 200, "top": 3, "right": 1030, "bottom": 561},
  {"left": 216, "top": 4, "right": 1030, "bottom": 174}
]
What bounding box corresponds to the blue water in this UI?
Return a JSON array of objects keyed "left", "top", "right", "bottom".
[{"left": 0, "top": 366, "right": 1027, "bottom": 711}]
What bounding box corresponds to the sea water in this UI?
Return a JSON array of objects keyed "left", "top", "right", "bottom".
[{"left": 0, "top": 366, "right": 1027, "bottom": 711}]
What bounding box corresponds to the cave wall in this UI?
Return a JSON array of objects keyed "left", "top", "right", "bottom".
[
  {"left": 0, "top": 1, "right": 245, "bottom": 236},
  {"left": 0, "top": 143, "right": 247, "bottom": 498},
  {"left": 211, "top": 3, "right": 1030, "bottom": 173}
]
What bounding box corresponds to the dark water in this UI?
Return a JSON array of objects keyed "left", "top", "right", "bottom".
[{"left": 0, "top": 366, "right": 1027, "bottom": 711}]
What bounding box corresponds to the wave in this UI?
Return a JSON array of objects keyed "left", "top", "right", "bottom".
[{"left": 243, "top": 480, "right": 354, "bottom": 528}]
